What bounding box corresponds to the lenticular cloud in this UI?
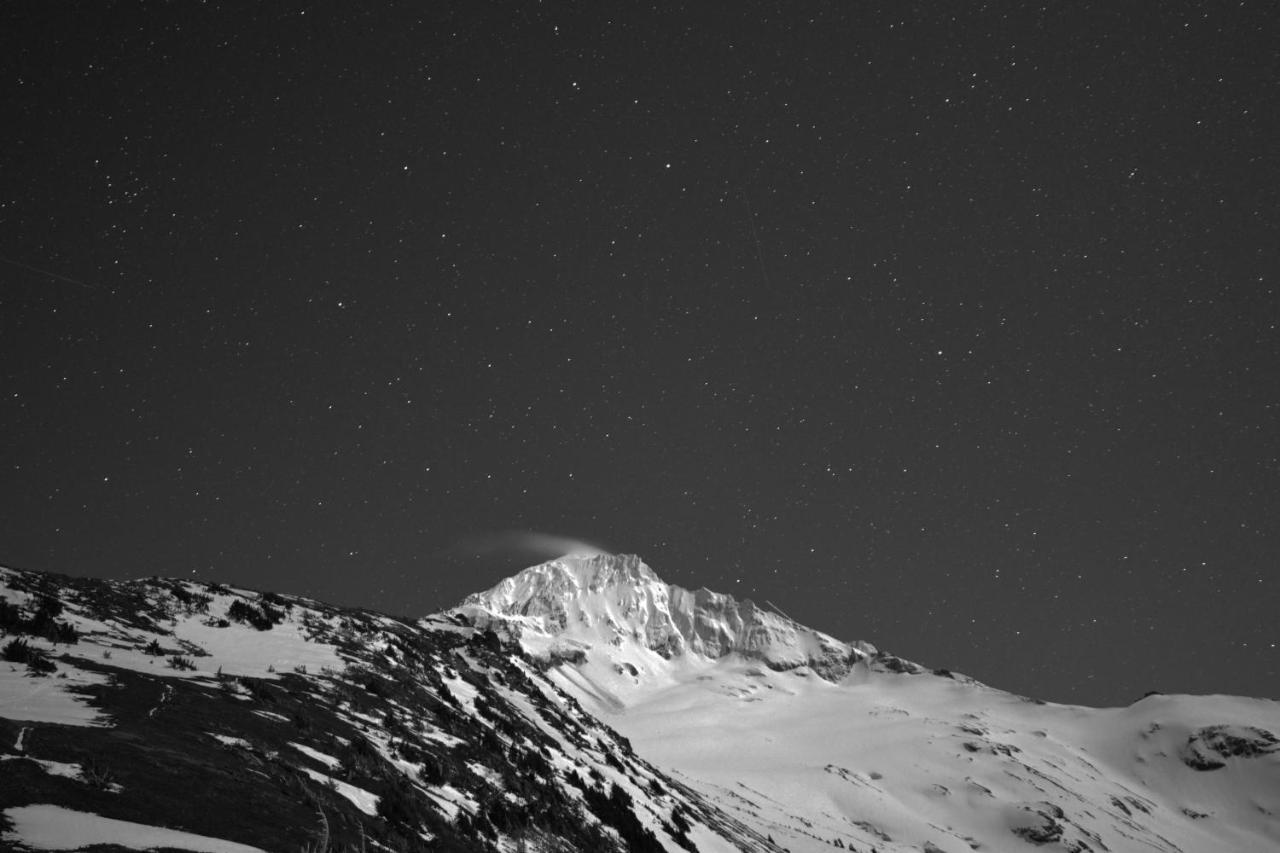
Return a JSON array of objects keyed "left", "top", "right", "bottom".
[{"left": 451, "top": 530, "right": 608, "bottom": 561}]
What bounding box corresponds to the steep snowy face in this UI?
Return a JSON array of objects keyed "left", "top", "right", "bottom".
[
  {"left": 457, "top": 553, "right": 874, "bottom": 680},
  {"left": 459, "top": 553, "right": 683, "bottom": 655}
]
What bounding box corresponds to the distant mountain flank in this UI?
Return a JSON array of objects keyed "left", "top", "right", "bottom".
[
  {"left": 456, "top": 553, "right": 1280, "bottom": 853},
  {"left": 2, "top": 556, "right": 1278, "bottom": 853}
]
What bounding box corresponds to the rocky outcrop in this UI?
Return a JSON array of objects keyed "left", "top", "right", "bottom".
[{"left": 1182, "top": 724, "right": 1280, "bottom": 771}]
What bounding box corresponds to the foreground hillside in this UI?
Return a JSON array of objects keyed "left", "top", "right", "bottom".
[{"left": 0, "top": 564, "right": 771, "bottom": 852}]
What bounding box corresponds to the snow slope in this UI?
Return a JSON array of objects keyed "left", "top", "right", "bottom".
[
  {"left": 3, "top": 804, "right": 270, "bottom": 852},
  {"left": 462, "top": 553, "right": 1280, "bottom": 853}
]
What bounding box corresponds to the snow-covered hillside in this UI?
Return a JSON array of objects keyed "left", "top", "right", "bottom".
[
  {"left": 462, "top": 553, "right": 1280, "bottom": 853},
  {"left": 3, "top": 554, "right": 1276, "bottom": 853},
  {"left": 0, "top": 563, "right": 773, "bottom": 852}
]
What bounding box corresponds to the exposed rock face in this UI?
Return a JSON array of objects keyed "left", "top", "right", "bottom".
[
  {"left": 458, "top": 553, "right": 876, "bottom": 681},
  {"left": 1182, "top": 724, "right": 1280, "bottom": 771},
  {"left": 1010, "top": 802, "right": 1067, "bottom": 845}
]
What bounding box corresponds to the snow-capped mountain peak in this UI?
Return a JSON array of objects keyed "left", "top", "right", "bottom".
[
  {"left": 457, "top": 553, "right": 875, "bottom": 681},
  {"left": 461, "top": 552, "right": 660, "bottom": 614}
]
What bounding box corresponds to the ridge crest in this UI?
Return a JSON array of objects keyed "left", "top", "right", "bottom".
[{"left": 457, "top": 553, "right": 875, "bottom": 681}]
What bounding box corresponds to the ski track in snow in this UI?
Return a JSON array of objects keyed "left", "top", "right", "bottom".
[{"left": 146, "top": 682, "right": 174, "bottom": 719}]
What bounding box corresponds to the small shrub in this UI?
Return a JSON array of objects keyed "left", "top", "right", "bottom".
[
  {"left": 81, "top": 757, "right": 117, "bottom": 790},
  {"left": 28, "top": 609, "right": 57, "bottom": 641},
  {"left": 240, "top": 677, "right": 276, "bottom": 704},
  {"left": 226, "top": 599, "right": 281, "bottom": 631},
  {"left": 143, "top": 638, "right": 164, "bottom": 656},
  {"left": 261, "top": 591, "right": 291, "bottom": 611},
  {"left": 226, "top": 599, "right": 257, "bottom": 624},
  {"left": 34, "top": 595, "right": 64, "bottom": 619},
  {"left": 167, "top": 655, "right": 196, "bottom": 671},
  {"left": 583, "top": 782, "right": 664, "bottom": 852},
  {"left": 419, "top": 755, "right": 446, "bottom": 785},
  {"left": 665, "top": 822, "right": 698, "bottom": 852},
  {"left": 53, "top": 621, "right": 78, "bottom": 645},
  {"left": 253, "top": 605, "right": 283, "bottom": 630},
  {"left": 377, "top": 776, "right": 429, "bottom": 828},
  {"left": 27, "top": 654, "right": 57, "bottom": 675},
  {"left": 3, "top": 637, "right": 33, "bottom": 663},
  {"left": 3, "top": 637, "right": 56, "bottom": 673},
  {"left": 604, "top": 749, "right": 626, "bottom": 772},
  {"left": 0, "top": 597, "right": 20, "bottom": 631}
]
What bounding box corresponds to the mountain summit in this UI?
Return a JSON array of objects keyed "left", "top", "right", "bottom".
[{"left": 457, "top": 553, "right": 876, "bottom": 681}]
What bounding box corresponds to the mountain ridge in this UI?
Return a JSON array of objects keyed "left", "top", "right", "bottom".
[{"left": 457, "top": 553, "right": 879, "bottom": 683}]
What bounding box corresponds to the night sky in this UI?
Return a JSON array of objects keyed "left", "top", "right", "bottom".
[{"left": 2, "top": 3, "right": 1276, "bottom": 708}]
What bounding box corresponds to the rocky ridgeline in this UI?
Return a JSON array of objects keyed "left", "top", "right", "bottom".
[{"left": 459, "top": 553, "right": 877, "bottom": 680}]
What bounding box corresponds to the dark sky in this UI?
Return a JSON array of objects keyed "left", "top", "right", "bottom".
[{"left": 2, "top": 3, "right": 1276, "bottom": 707}]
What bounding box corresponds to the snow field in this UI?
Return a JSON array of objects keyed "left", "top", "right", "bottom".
[
  {"left": 0, "top": 658, "right": 110, "bottom": 727},
  {"left": 2, "top": 804, "right": 270, "bottom": 852}
]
